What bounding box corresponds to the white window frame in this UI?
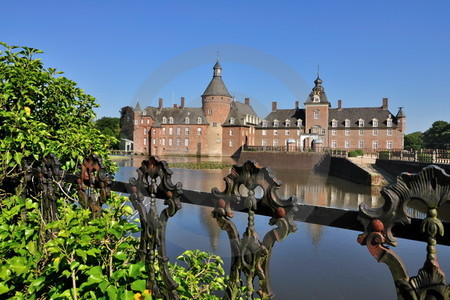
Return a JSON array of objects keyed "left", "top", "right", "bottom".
[
  {"left": 197, "top": 117, "right": 202, "bottom": 124},
  {"left": 197, "top": 128, "right": 202, "bottom": 135},
  {"left": 169, "top": 117, "right": 174, "bottom": 124}
]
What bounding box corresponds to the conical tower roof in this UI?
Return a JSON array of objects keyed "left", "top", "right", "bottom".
[{"left": 202, "top": 60, "right": 232, "bottom": 97}]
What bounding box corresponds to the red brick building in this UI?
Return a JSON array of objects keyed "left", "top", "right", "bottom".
[{"left": 133, "top": 63, "right": 405, "bottom": 156}]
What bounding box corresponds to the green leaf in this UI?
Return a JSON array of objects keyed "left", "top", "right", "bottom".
[
  {"left": 128, "top": 262, "right": 145, "bottom": 278},
  {"left": 9, "top": 257, "right": 28, "bottom": 275},
  {"left": 28, "top": 276, "right": 46, "bottom": 293},
  {"left": 113, "top": 251, "right": 127, "bottom": 261},
  {"left": 122, "top": 290, "right": 135, "bottom": 300},
  {"left": 131, "top": 279, "right": 146, "bottom": 292},
  {"left": 106, "top": 285, "right": 119, "bottom": 300},
  {"left": 0, "top": 282, "right": 11, "bottom": 295},
  {"left": 14, "top": 152, "right": 23, "bottom": 165}
]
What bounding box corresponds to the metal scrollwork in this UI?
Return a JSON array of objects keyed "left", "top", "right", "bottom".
[
  {"left": 358, "top": 165, "right": 450, "bottom": 299},
  {"left": 211, "top": 160, "right": 298, "bottom": 299},
  {"left": 129, "top": 156, "right": 182, "bottom": 300},
  {"left": 76, "top": 154, "right": 112, "bottom": 219}
]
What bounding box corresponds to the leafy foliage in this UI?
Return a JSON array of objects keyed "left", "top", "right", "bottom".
[
  {"left": 423, "top": 121, "right": 450, "bottom": 149},
  {"left": 95, "top": 117, "right": 120, "bottom": 149},
  {"left": 119, "top": 106, "right": 134, "bottom": 141},
  {"left": 404, "top": 131, "right": 424, "bottom": 150}
]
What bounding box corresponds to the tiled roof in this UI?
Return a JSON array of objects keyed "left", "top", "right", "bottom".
[
  {"left": 144, "top": 107, "right": 208, "bottom": 125},
  {"left": 222, "top": 101, "right": 260, "bottom": 126},
  {"left": 202, "top": 77, "right": 232, "bottom": 97}
]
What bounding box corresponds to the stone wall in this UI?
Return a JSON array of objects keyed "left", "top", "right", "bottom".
[
  {"left": 376, "top": 159, "right": 450, "bottom": 177},
  {"left": 238, "top": 151, "right": 324, "bottom": 169}
]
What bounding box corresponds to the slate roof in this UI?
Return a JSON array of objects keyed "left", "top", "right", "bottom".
[
  {"left": 222, "top": 101, "right": 260, "bottom": 126},
  {"left": 258, "top": 109, "right": 305, "bottom": 128},
  {"left": 202, "top": 61, "right": 232, "bottom": 97},
  {"left": 329, "top": 107, "right": 398, "bottom": 128},
  {"left": 143, "top": 107, "right": 208, "bottom": 125},
  {"left": 304, "top": 76, "right": 330, "bottom": 105},
  {"left": 134, "top": 102, "right": 142, "bottom": 111},
  {"left": 396, "top": 107, "right": 406, "bottom": 118}
]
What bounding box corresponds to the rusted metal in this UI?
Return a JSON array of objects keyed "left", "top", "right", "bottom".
[
  {"left": 211, "top": 160, "right": 298, "bottom": 299},
  {"left": 129, "top": 156, "right": 182, "bottom": 300},
  {"left": 358, "top": 165, "right": 450, "bottom": 299},
  {"left": 76, "top": 154, "right": 112, "bottom": 219}
]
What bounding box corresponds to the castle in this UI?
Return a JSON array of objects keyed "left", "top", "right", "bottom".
[{"left": 132, "top": 61, "right": 405, "bottom": 156}]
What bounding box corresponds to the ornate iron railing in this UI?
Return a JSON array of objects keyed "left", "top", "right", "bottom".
[{"left": 18, "top": 154, "right": 450, "bottom": 299}]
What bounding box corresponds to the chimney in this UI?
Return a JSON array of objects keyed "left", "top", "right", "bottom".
[
  {"left": 382, "top": 98, "right": 388, "bottom": 110},
  {"left": 337, "top": 100, "right": 342, "bottom": 111},
  {"left": 158, "top": 98, "right": 163, "bottom": 109},
  {"left": 272, "top": 101, "right": 277, "bottom": 112},
  {"left": 295, "top": 101, "right": 299, "bottom": 109},
  {"left": 245, "top": 98, "right": 250, "bottom": 105},
  {"left": 180, "top": 97, "right": 185, "bottom": 109},
  {"left": 173, "top": 104, "right": 178, "bottom": 108}
]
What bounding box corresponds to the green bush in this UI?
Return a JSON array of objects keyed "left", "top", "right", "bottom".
[
  {"left": 355, "top": 149, "right": 364, "bottom": 156},
  {"left": 378, "top": 151, "right": 390, "bottom": 159},
  {"left": 348, "top": 150, "right": 358, "bottom": 157}
]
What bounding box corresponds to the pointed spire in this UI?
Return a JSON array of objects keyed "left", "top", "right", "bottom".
[
  {"left": 134, "top": 102, "right": 142, "bottom": 111},
  {"left": 202, "top": 60, "right": 231, "bottom": 97},
  {"left": 396, "top": 107, "right": 406, "bottom": 118},
  {"left": 213, "top": 60, "right": 222, "bottom": 77}
]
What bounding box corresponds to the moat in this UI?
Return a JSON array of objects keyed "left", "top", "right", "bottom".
[{"left": 115, "top": 156, "right": 450, "bottom": 299}]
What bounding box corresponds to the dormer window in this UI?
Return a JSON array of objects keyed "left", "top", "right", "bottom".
[
  {"left": 331, "top": 119, "right": 338, "bottom": 127},
  {"left": 387, "top": 118, "right": 392, "bottom": 127},
  {"left": 262, "top": 120, "right": 268, "bottom": 127},
  {"left": 184, "top": 117, "right": 190, "bottom": 124},
  {"left": 359, "top": 119, "right": 364, "bottom": 127},
  {"left": 372, "top": 118, "right": 378, "bottom": 127},
  {"left": 273, "top": 120, "right": 279, "bottom": 127},
  {"left": 162, "top": 117, "right": 167, "bottom": 124},
  {"left": 197, "top": 117, "right": 202, "bottom": 124},
  {"left": 345, "top": 119, "right": 350, "bottom": 127},
  {"left": 230, "top": 117, "right": 235, "bottom": 125},
  {"left": 297, "top": 119, "right": 303, "bottom": 127},
  {"left": 169, "top": 117, "right": 174, "bottom": 124},
  {"left": 285, "top": 120, "right": 291, "bottom": 127},
  {"left": 313, "top": 95, "right": 320, "bottom": 103}
]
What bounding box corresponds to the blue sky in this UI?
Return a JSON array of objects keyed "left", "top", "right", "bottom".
[{"left": 2, "top": 0, "right": 449, "bottom": 133}]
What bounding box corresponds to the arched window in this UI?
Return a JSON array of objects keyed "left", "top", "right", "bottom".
[
  {"left": 372, "top": 118, "right": 378, "bottom": 127},
  {"left": 314, "top": 110, "right": 319, "bottom": 120},
  {"left": 345, "top": 119, "right": 350, "bottom": 127},
  {"left": 297, "top": 119, "right": 303, "bottom": 127},
  {"left": 162, "top": 117, "right": 167, "bottom": 124},
  {"left": 184, "top": 117, "right": 190, "bottom": 124},
  {"left": 230, "top": 117, "right": 235, "bottom": 125},
  {"left": 359, "top": 119, "right": 364, "bottom": 127},
  {"left": 285, "top": 119, "right": 291, "bottom": 127},
  {"left": 169, "top": 117, "right": 174, "bottom": 124},
  {"left": 331, "top": 119, "right": 338, "bottom": 127},
  {"left": 262, "top": 120, "right": 268, "bottom": 127},
  {"left": 387, "top": 118, "right": 392, "bottom": 127},
  {"left": 197, "top": 117, "right": 202, "bottom": 124},
  {"left": 273, "top": 120, "right": 279, "bottom": 127}
]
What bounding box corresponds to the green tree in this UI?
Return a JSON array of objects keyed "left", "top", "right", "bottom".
[
  {"left": 95, "top": 117, "right": 120, "bottom": 149},
  {"left": 404, "top": 131, "right": 424, "bottom": 150},
  {"left": 0, "top": 42, "right": 115, "bottom": 195},
  {"left": 423, "top": 121, "right": 450, "bottom": 149},
  {"left": 119, "top": 106, "right": 134, "bottom": 141}
]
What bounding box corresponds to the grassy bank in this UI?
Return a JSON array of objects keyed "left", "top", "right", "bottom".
[{"left": 109, "top": 155, "right": 132, "bottom": 161}]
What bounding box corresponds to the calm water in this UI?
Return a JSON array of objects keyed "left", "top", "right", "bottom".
[{"left": 115, "top": 156, "right": 450, "bottom": 299}]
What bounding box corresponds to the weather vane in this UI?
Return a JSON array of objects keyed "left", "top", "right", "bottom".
[{"left": 216, "top": 50, "right": 220, "bottom": 61}]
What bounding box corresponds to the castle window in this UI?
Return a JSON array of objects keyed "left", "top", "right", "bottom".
[
  {"left": 345, "top": 129, "right": 350, "bottom": 136},
  {"left": 273, "top": 139, "right": 278, "bottom": 146},
  {"left": 262, "top": 120, "right": 268, "bottom": 127},
  {"left": 262, "top": 130, "right": 267, "bottom": 136},
  {"left": 387, "top": 118, "right": 392, "bottom": 127},
  {"left": 331, "top": 140, "right": 337, "bottom": 148},
  {"left": 162, "top": 138, "right": 165, "bottom": 146},
  {"left": 372, "top": 140, "right": 378, "bottom": 149},
  {"left": 230, "top": 117, "right": 235, "bottom": 125},
  {"left": 359, "top": 129, "right": 364, "bottom": 136},
  {"left": 162, "top": 117, "right": 167, "bottom": 124},
  {"left": 185, "top": 127, "right": 190, "bottom": 135},
  {"left": 185, "top": 117, "right": 190, "bottom": 124},
  {"left": 285, "top": 130, "right": 290, "bottom": 135},
  {"left": 176, "top": 138, "right": 181, "bottom": 147},
  {"left": 213, "top": 122, "right": 217, "bottom": 127},
  {"left": 147, "top": 119, "right": 150, "bottom": 124},
  {"left": 134, "top": 120, "right": 138, "bottom": 125},
  {"left": 144, "top": 128, "right": 147, "bottom": 135},
  {"left": 208, "top": 109, "right": 212, "bottom": 115},
  {"left": 168, "top": 138, "right": 173, "bottom": 146},
  {"left": 262, "top": 139, "right": 267, "bottom": 146},
  {"left": 152, "top": 129, "right": 156, "bottom": 134},
  {"left": 359, "top": 119, "right": 364, "bottom": 127},
  {"left": 230, "top": 129, "right": 234, "bottom": 136},
  {"left": 372, "top": 119, "right": 378, "bottom": 127},
  {"left": 387, "top": 129, "right": 393, "bottom": 136},
  {"left": 331, "top": 119, "right": 338, "bottom": 127},
  {"left": 332, "top": 129, "right": 336, "bottom": 136},
  {"left": 314, "top": 110, "right": 319, "bottom": 120},
  {"left": 387, "top": 141, "right": 393, "bottom": 149},
  {"left": 274, "top": 120, "right": 279, "bottom": 127},
  {"left": 359, "top": 140, "right": 364, "bottom": 148},
  {"left": 274, "top": 130, "right": 278, "bottom": 136},
  {"left": 286, "top": 120, "right": 291, "bottom": 127},
  {"left": 176, "top": 127, "right": 181, "bottom": 135},
  {"left": 197, "top": 128, "right": 202, "bottom": 135},
  {"left": 313, "top": 95, "right": 320, "bottom": 103},
  {"left": 197, "top": 117, "right": 202, "bottom": 124},
  {"left": 297, "top": 119, "right": 303, "bottom": 127},
  {"left": 345, "top": 141, "right": 350, "bottom": 149},
  {"left": 169, "top": 117, "right": 174, "bottom": 124},
  {"left": 185, "top": 138, "right": 189, "bottom": 147},
  {"left": 152, "top": 138, "right": 156, "bottom": 145},
  {"left": 143, "top": 138, "right": 147, "bottom": 145},
  {"left": 162, "top": 128, "right": 166, "bottom": 135},
  {"left": 373, "top": 129, "right": 378, "bottom": 136},
  {"left": 345, "top": 119, "right": 350, "bottom": 127},
  {"left": 229, "top": 140, "right": 234, "bottom": 147},
  {"left": 169, "top": 128, "right": 173, "bottom": 135}
]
